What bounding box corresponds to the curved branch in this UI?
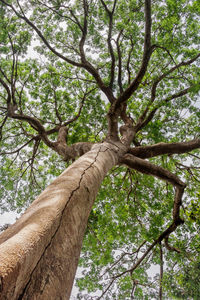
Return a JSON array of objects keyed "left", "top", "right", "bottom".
[
  {"left": 64, "top": 88, "right": 93, "bottom": 126},
  {"left": 164, "top": 236, "right": 180, "bottom": 253},
  {"left": 136, "top": 53, "right": 200, "bottom": 127},
  {"left": 0, "top": 137, "right": 36, "bottom": 155},
  {"left": 134, "top": 85, "right": 193, "bottom": 132},
  {"left": 107, "top": 154, "right": 186, "bottom": 285},
  {"left": 0, "top": 66, "right": 11, "bottom": 84},
  {"left": 0, "top": 115, "right": 8, "bottom": 140},
  {"left": 9, "top": 112, "right": 55, "bottom": 148},
  {"left": 54, "top": 126, "right": 94, "bottom": 161},
  {"left": 121, "top": 154, "right": 185, "bottom": 187},
  {"left": 121, "top": 153, "right": 186, "bottom": 224},
  {"left": 0, "top": 77, "right": 11, "bottom": 104}
]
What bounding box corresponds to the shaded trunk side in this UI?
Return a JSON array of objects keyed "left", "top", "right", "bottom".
[{"left": 0, "top": 142, "right": 123, "bottom": 300}]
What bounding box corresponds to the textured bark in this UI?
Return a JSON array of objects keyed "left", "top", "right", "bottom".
[{"left": 0, "top": 142, "right": 125, "bottom": 300}]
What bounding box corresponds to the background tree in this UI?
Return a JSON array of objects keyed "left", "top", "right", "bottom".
[{"left": 0, "top": 0, "right": 199, "bottom": 299}]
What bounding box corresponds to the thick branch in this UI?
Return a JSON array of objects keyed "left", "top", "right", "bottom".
[
  {"left": 128, "top": 139, "right": 200, "bottom": 159},
  {"left": 53, "top": 126, "right": 94, "bottom": 161},
  {"left": 106, "top": 107, "right": 122, "bottom": 142},
  {"left": 120, "top": 124, "right": 135, "bottom": 146},
  {"left": 121, "top": 154, "right": 185, "bottom": 187}
]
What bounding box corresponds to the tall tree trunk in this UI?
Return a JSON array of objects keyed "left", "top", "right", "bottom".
[{"left": 0, "top": 142, "right": 124, "bottom": 300}]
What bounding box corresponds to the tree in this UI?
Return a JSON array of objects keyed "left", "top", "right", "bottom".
[{"left": 0, "top": 0, "right": 199, "bottom": 298}]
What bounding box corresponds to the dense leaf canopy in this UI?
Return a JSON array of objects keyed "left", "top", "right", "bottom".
[{"left": 0, "top": 0, "right": 200, "bottom": 298}]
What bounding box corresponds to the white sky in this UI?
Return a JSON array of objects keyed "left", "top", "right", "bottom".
[{"left": 0, "top": 211, "right": 19, "bottom": 226}]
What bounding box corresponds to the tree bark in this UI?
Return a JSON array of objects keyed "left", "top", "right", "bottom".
[{"left": 0, "top": 142, "right": 125, "bottom": 300}]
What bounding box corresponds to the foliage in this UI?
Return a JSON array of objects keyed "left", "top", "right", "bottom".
[{"left": 0, "top": 0, "right": 200, "bottom": 298}]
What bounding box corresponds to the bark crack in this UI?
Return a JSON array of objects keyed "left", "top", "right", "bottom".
[
  {"left": 0, "top": 276, "right": 3, "bottom": 292},
  {"left": 17, "top": 143, "right": 119, "bottom": 299}
]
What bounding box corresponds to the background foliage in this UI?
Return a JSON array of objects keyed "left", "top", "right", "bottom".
[{"left": 0, "top": 0, "right": 199, "bottom": 298}]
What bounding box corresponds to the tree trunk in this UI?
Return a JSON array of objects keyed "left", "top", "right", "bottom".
[{"left": 0, "top": 142, "right": 124, "bottom": 300}]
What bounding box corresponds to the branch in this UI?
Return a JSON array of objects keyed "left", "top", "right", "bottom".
[
  {"left": 97, "top": 278, "right": 115, "bottom": 300},
  {"left": 28, "top": 137, "right": 41, "bottom": 184},
  {"left": 128, "top": 139, "right": 200, "bottom": 159},
  {"left": 120, "top": 123, "right": 135, "bottom": 146},
  {"left": 119, "top": 153, "right": 186, "bottom": 262},
  {"left": 111, "top": 208, "right": 185, "bottom": 285},
  {"left": 164, "top": 236, "right": 181, "bottom": 253},
  {"left": 134, "top": 85, "right": 194, "bottom": 132},
  {"left": 69, "top": 8, "right": 84, "bottom": 31},
  {"left": 0, "top": 137, "right": 36, "bottom": 155},
  {"left": 116, "top": 30, "right": 124, "bottom": 93},
  {"left": 1, "top": 0, "right": 117, "bottom": 103},
  {"left": 106, "top": 109, "right": 120, "bottom": 142},
  {"left": 99, "top": 241, "right": 146, "bottom": 280},
  {"left": 8, "top": 112, "right": 55, "bottom": 148},
  {"left": 100, "top": 0, "right": 117, "bottom": 89},
  {"left": 79, "top": 0, "right": 88, "bottom": 63},
  {"left": 36, "top": 0, "right": 83, "bottom": 31},
  {"left": 8, "top": 32, "right": 18, "bottom": 107},
  {"left": 0, "top": 0, "right": 83, "bottom": 67},
  {"left": 126, "top": 39, "right": 134, "bottom": 85},
  {"left": 121, "top": 153, "right": 186, "bottom": 227},
  {"left": 102, "top": 204, "right": 184, "bottom": 296},
  {"left": 0, "top": 115, "right": 8, "bottom": 140},
  {"left": 63, "top": 88, "right": 93, "bottom": 126},
  {"left": 52, "top": 89, "right": 63, "bottom": 124},
  {"left": 159, "top": 242, "right": 163, "bottom": 300},
  {"left": 0, "top": 65, "right": 11, "bottom": 84},
  {"left": 0, "top": 77, "right": 11, "bottom": 104},
  {"left": 135, "top": 53, "right": 200, "bottom": 128},
  {"left": 53, "top": 126, "right": 94, "bottom": 161},
  {"left": 114, "top": 0, "right": 153, "bottom": 107}
]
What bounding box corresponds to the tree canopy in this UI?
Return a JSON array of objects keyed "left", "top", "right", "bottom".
[{"left": 0, "top": 0, "right": 200, "bottom": 298}]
